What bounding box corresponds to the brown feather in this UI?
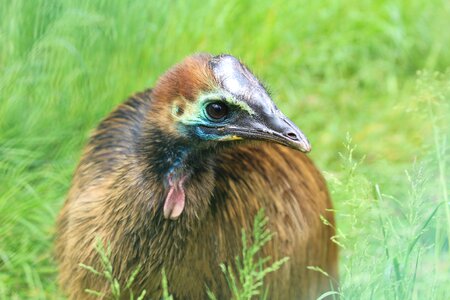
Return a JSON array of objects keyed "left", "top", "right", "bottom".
[{"left": 56, "top": 57, "right": 338, "bottom": 299}]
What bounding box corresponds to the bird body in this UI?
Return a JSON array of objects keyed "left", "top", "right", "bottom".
[{"left": 56, "top": 54, "right": 337, "bottom": 299}]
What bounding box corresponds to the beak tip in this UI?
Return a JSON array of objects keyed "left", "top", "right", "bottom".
[
  {"left": 294, "top": 135, "right": 311, "bottom": 153},
  {"left": 300, "top": 142, "right": 312, "bottom": 153}
]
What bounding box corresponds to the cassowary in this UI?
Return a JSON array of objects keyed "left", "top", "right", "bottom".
[{"left": 55, "top": 53, "right": 338, "bottom": 299}]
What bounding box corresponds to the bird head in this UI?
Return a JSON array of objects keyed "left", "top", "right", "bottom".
[{"left": 151, "top": 53, "right": 311, "bottom": 153}]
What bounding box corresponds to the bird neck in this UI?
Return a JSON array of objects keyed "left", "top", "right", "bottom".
[
  {"left": 141, "top": 128, "right": 207, "bottom": 180},
  {"left": 139, "top": 125, "right": 216, "bottom": 221}
]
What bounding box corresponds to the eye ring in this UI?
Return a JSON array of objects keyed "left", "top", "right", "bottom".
[{"left": 205, "top": 102, "right": 229, "bottom": 121}]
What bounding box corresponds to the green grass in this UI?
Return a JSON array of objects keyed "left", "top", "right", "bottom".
[
  {"left": 0, "top": 0, "right": 449, "bottom": 298},
  {"left": 207, "top": 210, "right": 290, "bottom": 300},
  {"left": 79, "top": 240, "right": 147, "bottom": 299}
]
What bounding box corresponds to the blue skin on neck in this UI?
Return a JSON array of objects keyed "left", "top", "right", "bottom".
[
  {"left": 194, "top": 126, "right": 222, "bottom": 141},
  {"left": 166, "top": 147, "right": 190, "bottom": 184},
  {"left": 164, "top": 125, "right": 222, "bottom": 187}
]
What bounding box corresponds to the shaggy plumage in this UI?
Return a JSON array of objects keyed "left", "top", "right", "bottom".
[{"left": 55, "top": 53, "right": 337, "bottom": 299}]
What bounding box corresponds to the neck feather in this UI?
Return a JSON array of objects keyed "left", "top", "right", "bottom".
[{"left": 137, "top": 123, "right": 217, "bottom": 224}]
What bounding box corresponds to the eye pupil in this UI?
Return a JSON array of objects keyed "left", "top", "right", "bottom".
[{"left": 206, "top": 102, "right": 228, "bottom": 120}]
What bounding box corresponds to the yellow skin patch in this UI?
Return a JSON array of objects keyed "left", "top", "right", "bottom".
[{"left": 218, "top": 135, "right": 243, "bottom": 141}]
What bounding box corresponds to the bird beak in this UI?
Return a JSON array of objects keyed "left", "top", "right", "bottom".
[
  {"left": 207, "top": 55, "right": 311, "bottom": 152},
  {"left": 218, "top": 109, "right": 311, "bottom": 153}
]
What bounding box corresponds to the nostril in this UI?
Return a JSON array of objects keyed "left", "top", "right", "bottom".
[{"left": 286, "top": 132, "right": 299, "bottom": 140}]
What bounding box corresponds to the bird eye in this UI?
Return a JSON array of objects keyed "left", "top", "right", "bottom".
[{"left": 205, "top": 102, "right": 228, "bottom": 120}]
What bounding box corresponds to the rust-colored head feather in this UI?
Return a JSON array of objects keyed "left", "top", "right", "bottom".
[{"left": 152, "top": 53, "right": 216, "bottom": 104}]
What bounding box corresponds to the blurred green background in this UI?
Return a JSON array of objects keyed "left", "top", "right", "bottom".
[{"left": 0, "top": 0, "right": 449, "bottom": 299}]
